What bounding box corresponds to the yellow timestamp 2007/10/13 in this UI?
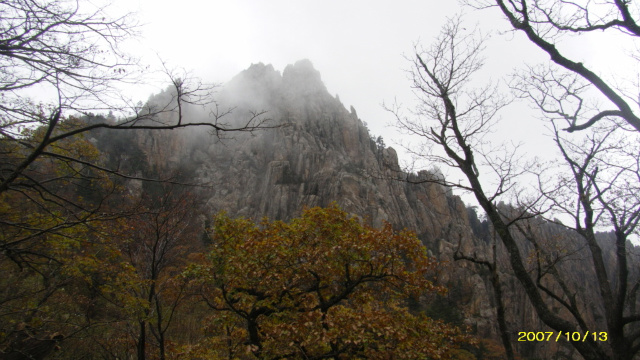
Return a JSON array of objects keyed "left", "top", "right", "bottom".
[{"left": 517, "top": 331, "right": 608, "bottom": 342}]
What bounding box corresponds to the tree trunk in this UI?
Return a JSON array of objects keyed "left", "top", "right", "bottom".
[{"left": 137, "top": 321, "right": 146, "bottom": 360}]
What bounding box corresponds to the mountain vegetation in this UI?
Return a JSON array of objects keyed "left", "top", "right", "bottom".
[{"left": 2, "top": 0, "right": 640, "bottom": 359}]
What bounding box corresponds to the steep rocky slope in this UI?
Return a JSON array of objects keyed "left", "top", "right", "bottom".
[
  {"left": 135, "top": 60, "right": 471, "bottom": 247},
  {"left": 89, "top": 60, "right": 639, "bottom": 359}
]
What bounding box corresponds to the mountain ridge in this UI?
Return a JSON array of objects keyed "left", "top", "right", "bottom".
[{"left": 86, "top": 60, "right": 638, "bottom": 359}]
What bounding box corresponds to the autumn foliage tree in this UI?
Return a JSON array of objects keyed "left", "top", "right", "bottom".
[
  {"left": 0, "top": 124, "right": 121, "bottom": 358},
  {"left": 185, "top": 205, "right": 470, "bottom": 360}
]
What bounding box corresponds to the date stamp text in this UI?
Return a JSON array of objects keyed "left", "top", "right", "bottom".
[{"left": 517, "top": 331, "right": 608, "bottom": 342}]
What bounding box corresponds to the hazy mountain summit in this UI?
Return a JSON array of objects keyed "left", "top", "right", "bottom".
[{"left": 183, "top": 60, "right": 468, "bottom": 241}]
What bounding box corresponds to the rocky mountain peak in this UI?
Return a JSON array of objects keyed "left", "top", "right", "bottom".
[
  {"left": 282, "top": 59, "right": 327, "bottom": 96},
  {"left": 232, "top": 62, "right": 282, "bottom": 89},
  {"left": 178, "top": 62, "right": 466, "bottom": 237},
  {"left": 114, "top": 60, "right": 467, "bottom": 237}
]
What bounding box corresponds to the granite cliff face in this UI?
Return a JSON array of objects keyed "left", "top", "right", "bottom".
[
  {"left": 89, "top": 60, "right": 639, "bottom": 359},
  {"left": 176, "top": 60, "right": 471, "bottom": 248}
]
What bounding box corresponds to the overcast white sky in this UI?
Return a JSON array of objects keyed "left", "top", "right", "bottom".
[
  {"left": 110, "top": 1, "right": 539, "bottom": 151},
  {"left": 107, "top": 0, "right": 635, "bottom": 205}
]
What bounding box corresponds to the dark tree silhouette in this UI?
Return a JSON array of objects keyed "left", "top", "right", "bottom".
[
  {"left": 391, "top": 15, "right": 640, "bottom": 360},
  {"left": 464, "top": 0, "right": 640, "bottom": 133}
]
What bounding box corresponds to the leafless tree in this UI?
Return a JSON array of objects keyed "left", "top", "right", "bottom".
[
  {"left": 388, "top": 17, "right": 524, "bottom": 358},
  {"left": 119, "top": 188, "right": 200, "bottom": 360},
  {"left": 454, "top": 230, "right": 515, "bottom": 360},
  {"left": 392, "top": 15, "right": 640, "bottom": 360},
  {"left": 462, "top": 0, "right": 640, "bottom": 133},
  {"left": 515, "top": 66, "right": 640, "bottom": 358}
]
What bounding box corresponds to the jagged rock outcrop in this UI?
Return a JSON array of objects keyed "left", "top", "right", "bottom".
[
  {"left": 164, "top": 60, "right": 471, "bottom": 248},
  {"left": 89, "top": 60, "right": 640, "bottom": 359}
]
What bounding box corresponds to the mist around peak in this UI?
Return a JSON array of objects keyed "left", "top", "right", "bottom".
[{"left": 282, "top": 59, "right": 327, "bottom": 96}]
